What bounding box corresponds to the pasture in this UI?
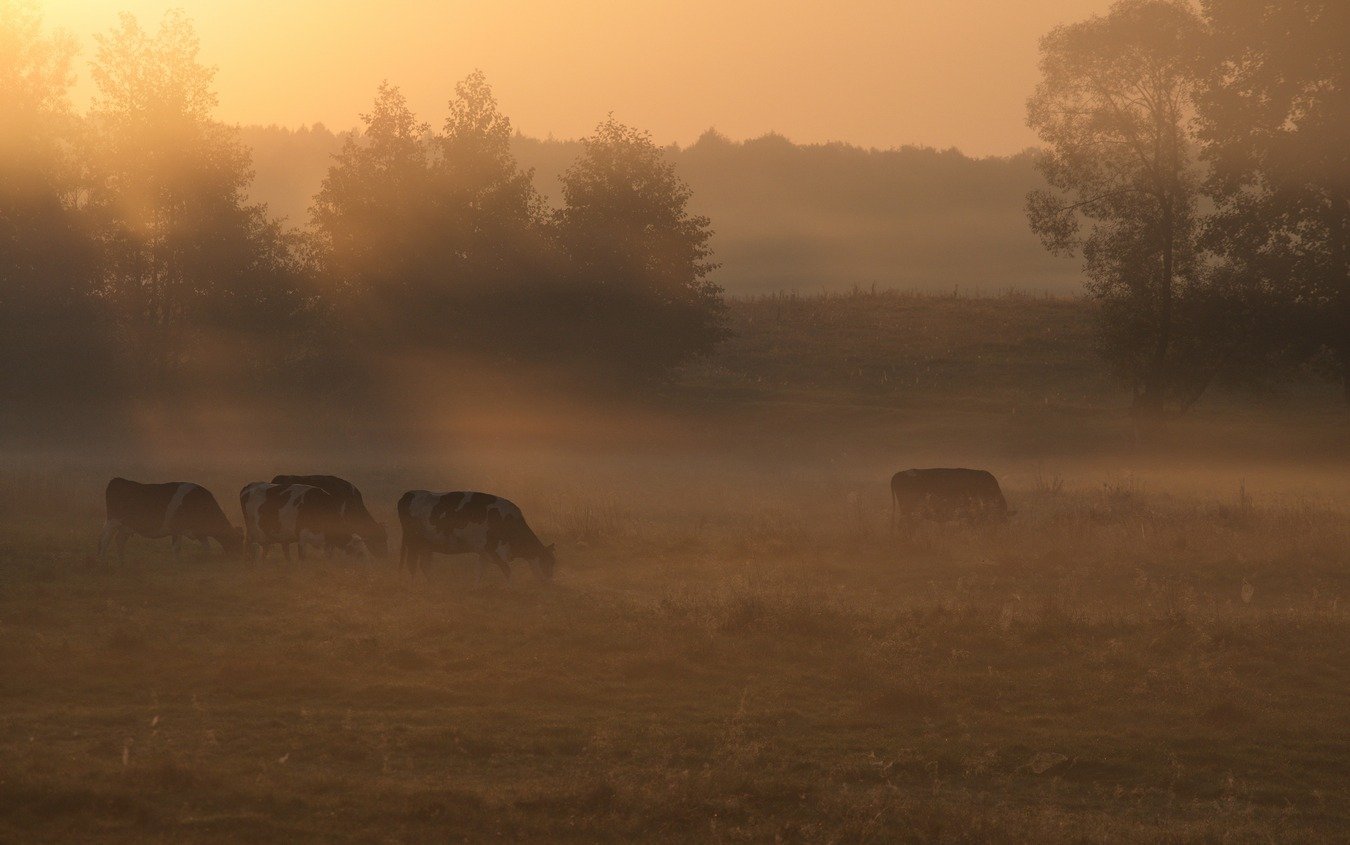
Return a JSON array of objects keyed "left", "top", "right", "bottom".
[
  {"left": 3, "top": 292, "right": 1348, "bottom": 841},
  {"left": 2, "top": 439, "right": 1348, "bottom": 842}
]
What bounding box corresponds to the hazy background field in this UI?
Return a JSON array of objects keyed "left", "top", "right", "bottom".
[
  {"left": 241, "top": 126, "right": 1078, "bottom": 296},
  {"left": 4, "top": 292, "right": 1348, "bottom": 841},
  {"left": 4, "top": 0, "right": 1346, "bottom": 839}
]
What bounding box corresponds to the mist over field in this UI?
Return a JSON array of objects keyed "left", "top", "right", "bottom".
[
  {"left": 2, "top": 0, "right": 1347, "bottom": 841},
  {"left": 242, "top": 125, "right": 1078, "bottom": 295}
]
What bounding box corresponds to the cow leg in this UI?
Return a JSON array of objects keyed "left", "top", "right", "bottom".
[
  {"left": 98, "top": 521, "right": 120, "bottom": 562},
  {"left": 283, "top": 543, "right": 293, "bottom": 562},
  {"left": 403, "top": 540, "right": 426, "bottom": 578},
  {"left": 171, "top": 534, "right": 182, "bottom": 563},
  {"left": 115, "top": 529, "right": 130, "bottom": 563},
  {"left": 296, "top": 541, "right": 306, "bottom": 562}
]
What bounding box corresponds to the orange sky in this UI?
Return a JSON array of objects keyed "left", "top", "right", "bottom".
[{"left": 38, "top": 0, "right": 1113, "bottom": 157}]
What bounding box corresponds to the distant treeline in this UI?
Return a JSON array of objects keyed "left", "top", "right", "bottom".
[
  {"left": 3, "top": 0, "right": 1345, "bottom": 423},
  {"left": 243, "top": 125, "right": 1078, "bottom": 296},
  {"left": 1, "top": 7, "right": 724, "bottom": 406}
]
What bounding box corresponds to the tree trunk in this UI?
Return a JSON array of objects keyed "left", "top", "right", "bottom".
[
  {"left": 1134, "top": 197, "right": 1176, "bottom": 417},
  {"left": 1329, "top": 191, "right": 1349, "bottom": 406}
]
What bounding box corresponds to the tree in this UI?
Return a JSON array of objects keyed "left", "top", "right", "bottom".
[
  {"left": 0, "top": 0, "right": 103, "bottom": 398},
  {"left": 554, "top": 117, "right": 727, "bottom": 378},
  {"left": 435, "top": 69, "right": 543, "bottom": 267},
  {"left": 1197, "top": 0, "right": 1350, "bottom": 402},
  {"left": 1027, "top": 0, "right": 1224, "bottom": 416},
  {"left": 312, "top": 73, "right": 551, "bottom": 353},
  {"left": 311, "top": 81, "right": 431, "bottom": 335},
  {"left": 86, "top": 10, "right": 302, "bottom": 390}
]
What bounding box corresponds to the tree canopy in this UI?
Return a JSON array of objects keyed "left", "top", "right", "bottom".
[
  {"left": 554, "top": 118, "right": 727, "bottom": 375},
  {"left": 85, "top": 10, "right": 308, "bottom": 390},
  {"left": 1028, "top": 0, "right": 1219, "bottom": 415},
  {"left": 1198, "top": 0, "right": 1350, "bottom": 400}
]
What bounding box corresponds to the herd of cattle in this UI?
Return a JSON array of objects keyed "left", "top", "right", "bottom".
[
  {"left": 96, "top": 468, "right": 1009, "bottom": 580},
  {"left": 99, "top": 475, "right": 556, "bottom": 582}
]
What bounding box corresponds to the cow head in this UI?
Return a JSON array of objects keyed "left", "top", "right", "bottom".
[{"left": 343, "top": 534, "right": 372, "bottom": 562}]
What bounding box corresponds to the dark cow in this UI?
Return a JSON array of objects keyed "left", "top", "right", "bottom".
[
  {"left": 891, "top": 468, "right": 1010, "bottom": 526},
  {"left": 271, "top": 474, "right": 388, "bottom": 557},
  {"left": 397, "top": 490, "right": 556, "bottom": 583},
  {"left": 99, "top": 478, "right": 242, "bottom": 563},
  {"left": 240, "top": 482, "right": 370, "bottom": 562}
]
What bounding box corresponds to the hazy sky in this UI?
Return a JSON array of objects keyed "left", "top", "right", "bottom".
[{"left": 39, "top": 0, "right": 1113, "bottom": 157}]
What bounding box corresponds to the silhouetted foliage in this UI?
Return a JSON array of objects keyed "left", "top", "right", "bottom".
[
  {"left": 553, "top": 118, "right": 727, "bottom": 376},
  {"left": 84, "top": 10, "right": 309, "bottom": 392},
  {"left": 312, "top": 84, "right": 724, "bottom": 378},
  {"left": 310, "top": 82, "right": 437, "bottom": 344},
  {"left": 5, "top": 2, "right": 1345, "bottom": 417},
  {"left": 246, "top": 126, "right": 1080, "bottom": 296},
  {"left": 0, "top": 1, "right": 104, "bottom": 399},
  {"left": 311, "top": 76, "right": 558, "bottom": 360},
  {"left": 1027, "top": 0, "right": 1236, "bottom": 416},
  {"left": 1197, "top": 0, "right": 1350, "bottom": 402}
]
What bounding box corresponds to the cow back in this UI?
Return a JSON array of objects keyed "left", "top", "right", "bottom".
[{"left": 274, "top": 474, "right": 387, "bottom": 556}]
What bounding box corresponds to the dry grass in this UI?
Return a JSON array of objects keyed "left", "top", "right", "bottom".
[
  {"left": 3, "top": 290, "right": 1348, "bottom": 841},
  {"left": 1, "top": 446, "right": 1348, "bottom": 843}
]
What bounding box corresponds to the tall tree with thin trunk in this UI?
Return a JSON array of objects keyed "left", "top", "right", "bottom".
[
  {"left": 1027, "top": 0, "right": 1219, "bottom": 416},
  {"left": 310, "top": 82, "right": 439, "bottom": 344},
  {"left": 0, "top": 0, "right": 103, "bottom": 398},
  {"left": 554, "top": 117, "right": 727, "bottom": 378},
  {"left": 87, "top": 10, "right": 297, "bottom": 390}
]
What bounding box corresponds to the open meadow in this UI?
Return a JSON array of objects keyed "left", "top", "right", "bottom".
[{"left": 3, "top": 293, "right": 1349, "bottom": 842}]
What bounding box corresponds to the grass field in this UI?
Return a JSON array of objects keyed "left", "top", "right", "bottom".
[{"left": 3, "top": 292, "right": 1349, "bottom": 842}]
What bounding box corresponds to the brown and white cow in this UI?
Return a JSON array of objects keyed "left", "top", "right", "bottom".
[
  {"left": 240, "top": 482, "right": 369, "bottom": 562},
  {"left": 397, "top": 491, "right": 555, "bottom": 583},
  {"left": 271, "top": 474, "right": 388, "bottom": 557},
  {"left": 99, "top": 478, "right": 242, "bottom": 563}
]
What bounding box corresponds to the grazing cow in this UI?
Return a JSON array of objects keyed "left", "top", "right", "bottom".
[
  {"left": 239, "top": 482, "right": 370, "bottom": 562},
  {"left": 397, "top": 490, "right": 556, "bottom": 583},
  {"left": 891, "top": 468, "right": 1010, "bottom": 526},
  {"left": 271, "top": 474, "right": 388, "bottom": 557},
  {"left": 99, "top": 478, "right": 242, "bottom": 563}
]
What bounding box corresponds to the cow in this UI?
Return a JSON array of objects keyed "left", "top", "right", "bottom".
[
  {"left": 890, "top": 468, "right": 1010, "bottom": 527},
  {"left": 99, "top": 478, "right": 242, "bottom": 563},
  {"left": 270, "top": 474, "right": 388, "bottom": 557},
  {"left": 239, "top": 482, "right": 370, "bottom": 562},
  {"left": 397, "top": 490, "right": 556, "bottom": 584}
]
